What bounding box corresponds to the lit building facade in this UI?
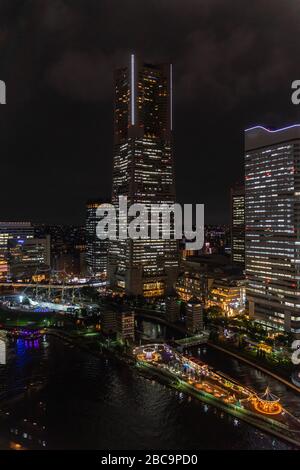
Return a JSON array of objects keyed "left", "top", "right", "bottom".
[
  {"left": 245, "top": 125, "right": 300, "bottom": 335},
  {"left": 231, "top": 184, "right": 245, "bottom": 266},
  {"left": 8, "top": 236, "right": 51, "bottom": 281},
  {"left": 179, "top": 235, "right": 200, "bottom": 260},
  {"left": 116, "top": 311, "right": 135, "bottom": 342},
  {"left": 208, "top": 276, "right": 246, "bottom": 317},
  {"left": 86, "top": 200, "right": 109, "bottom": 277},
  {"left": 108, "top": 55, "right": 178, "bottom": 297},
  {"left": 165, "top": 290, "right": 181, "bottom": 323},
  {"left": 101, "top": 310, "right": 117, "bottom": 335},
  {"left": 186, "top": 299, "right": 204, "bottom": 334},
  {"left": 0, "top": 222, "right": 34, "bottom": 279},
  {"left": 176, "top": 269, "right": 207, "bottom": 303}
]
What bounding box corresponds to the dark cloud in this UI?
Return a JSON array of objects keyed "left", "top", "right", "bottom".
[
  {"left": 0, "top": 0, "right": 300, "bottom": 223},
  {"left": 47, "top": 50, "right": 113, "bottom": 102}
]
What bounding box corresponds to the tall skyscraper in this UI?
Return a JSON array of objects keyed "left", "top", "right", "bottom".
[
  {"left": 108, "top": 55, "right": 178, "bottom": 297},
  {"left": 86, "top": 199, "right": 109, "bottom": 277},
  {"left": 245, "top": 125, "right": 300, "bottom": 336},
  {"left": 116, "top": 310, "right": 135, "bottom": 342},
  {"left": 230, "top": 184, "right": 245, "bottom": 267},
  {"left": 186, "top": 298, "right": 203, "bottom": 334}
]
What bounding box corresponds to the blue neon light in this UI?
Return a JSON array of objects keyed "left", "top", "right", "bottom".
[{"left": 245, "top": 124, "right": 300, "bottom": 133}]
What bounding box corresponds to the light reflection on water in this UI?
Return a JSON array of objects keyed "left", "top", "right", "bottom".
[
  {"left": 0, "top": 333, "right": 296, "bottom": 450},
  {"left": 190, "top": 345, "right": 300, "bottom": 418}
]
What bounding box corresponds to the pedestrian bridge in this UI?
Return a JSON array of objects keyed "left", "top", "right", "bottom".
[
  {"left": 175, "top": 332, "right": 209, "bottom": 347},
  {"left": 0, "top": 282, "right": 102, "bottom": 290}
]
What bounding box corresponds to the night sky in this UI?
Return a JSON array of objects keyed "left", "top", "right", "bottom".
[{"left": 0, "top": 0, "right": 300, "bottom": 225}]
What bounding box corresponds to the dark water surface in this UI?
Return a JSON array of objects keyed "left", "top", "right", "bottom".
[
  {"left": 189, "top": 345, "right": 300, "bottom": 418},
  {"left": 0, "top": 328, "right": 296, "bottom": 450}
]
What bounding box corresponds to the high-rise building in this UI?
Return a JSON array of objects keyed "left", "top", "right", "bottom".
[
  {"left": 101, "top": 310, "right": 117, "bottom": 335},
  {"left": 34, "top": 224, "right": 85, "bottom": 276},
  {"left": 186, "top": 298, "right": 203, "bottom": 334},
  {"left": 116, "top": 311, "right": 135, "bottom": 342},
  {"left": 0, "top": 222, "right": 34, "bottom": 279},
  {"left": 165, "top": 289, "right": 181, "bottom": 323},
  {"left": 108, "top": 55, "right": 178, "bottom": 297},
  {"left": 230, "top": 184, "right": 245, "bottom": 266},
  {"left": 86, "top": 200, "right": 109, "bottom": 277},
  {"left": 8, "top": 236, "right": 51, "bottom": 281},
  {"left": 245, "top": 124, "right": 300, "bottom": 336}
]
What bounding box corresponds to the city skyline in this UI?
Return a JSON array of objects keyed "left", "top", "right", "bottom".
[
  {"left": 1, "top": 1, "right": 300, "bottom": 455},
  {"left": 1, "top": 0, "right": 300, "bottom": 225}
]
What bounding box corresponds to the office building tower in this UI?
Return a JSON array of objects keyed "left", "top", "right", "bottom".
[
  {"left": 231, "top": 184, "right": 245, "bottom": 266},
  {"left": 8, "top": 235, "right": 51, "bottom": 281},
  {"left": 186, "top": 298, "right": 203, "bottom": 334},
  {"left": 165, "top": 289, "right": 181, "bottom": 323},
  {"left": 245, "top": 124, "right": 300, "bottom": 336},
  {"left": 86, "top": 200, "right": 109, "bottom": 277},
  {"left": 109, "top": 55, "right": 178, "bottom": 297},
  {"left": 101, "top": 310, "right": 117, "bottom": 335},
  {"left": 116, "top": 311, "right": 135, "bottom": 342},
  {"left": 0, "top": 222, "right": 34, "bottom": 279},
  {"left": 0, "top": 334, "right": 6, "bottom": 365},
  {"left": 208, "top": 275, "right": 246, "bottom": 317}
]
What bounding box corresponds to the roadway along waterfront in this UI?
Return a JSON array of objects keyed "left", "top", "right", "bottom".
[{"left": 207, "top": 342, "right": 300, "bottom": 394}]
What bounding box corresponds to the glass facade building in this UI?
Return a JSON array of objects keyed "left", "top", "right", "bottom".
[
  {"left": 245, "top": 125, "right": 300, "bottom": 335},
  {"left": 231, "top": 184, "right": 245, "bottom": 266},
  {"left": 108, "top": 55, "right": 178, "bottom": 297},
  {"left": 0, "top": 222, "right": 34, "bottom": 279},
  {"left": 86, "top": 200, "right": 108, "bottom": 277}
]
